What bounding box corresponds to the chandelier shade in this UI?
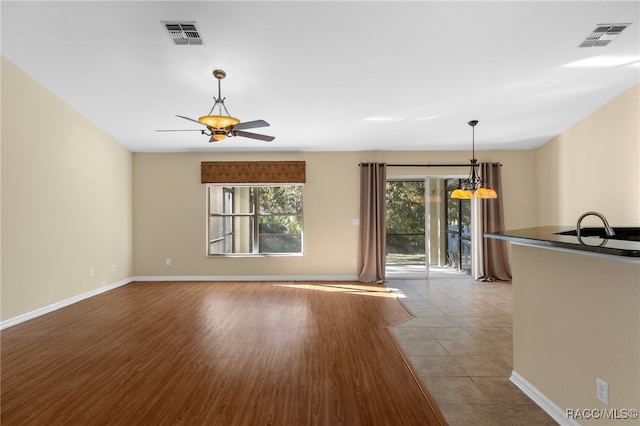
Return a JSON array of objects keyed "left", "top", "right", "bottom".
[
  {"left": 450, "top": 120, "right": 498, "bottom": 200},
  {"left": 474, "top": 187, "right": 498, "bottom": 199},
  {"left": 450, "top": 188, "right": 472, "bottom": 199}
]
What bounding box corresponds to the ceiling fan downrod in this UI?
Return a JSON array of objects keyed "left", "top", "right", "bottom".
[{"left": 209, "top": 69, "right": 231, "bottom": 117}]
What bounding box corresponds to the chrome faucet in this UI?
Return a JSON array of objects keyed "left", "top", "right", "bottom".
[{"left": 577, "top": 211, "right": 615, "bottom": 238}]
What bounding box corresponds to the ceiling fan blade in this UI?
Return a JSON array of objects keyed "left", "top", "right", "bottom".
[
  {"left": 235, "top": 130, "right": 275, "bottom": 142},
  {"left": 176, "top": 115, "right": 205, "bottom": 125},
  {"left": 233, "top": 119, "right": 270, "bottom": 131}
]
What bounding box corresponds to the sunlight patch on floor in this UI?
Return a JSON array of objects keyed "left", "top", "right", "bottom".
[{"left": 274, "top": 283, "right": 406, "bottom": 299}]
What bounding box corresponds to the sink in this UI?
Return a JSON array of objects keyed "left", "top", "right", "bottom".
[{"left": 555, "top": 227, "right": 640, "bottom": 242}]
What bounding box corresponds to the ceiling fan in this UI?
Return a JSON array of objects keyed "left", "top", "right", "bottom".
[{"left": 156, "top": 69, "right": 274, "bottom": 143}]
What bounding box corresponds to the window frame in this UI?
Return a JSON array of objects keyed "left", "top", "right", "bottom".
[{"left": 206, "top": 183, "right": 304, "bottom": 257}]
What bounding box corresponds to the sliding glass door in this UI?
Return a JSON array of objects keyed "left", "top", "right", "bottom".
[{"left": 385, "top": 177, "right": 474, "bottom": 277}]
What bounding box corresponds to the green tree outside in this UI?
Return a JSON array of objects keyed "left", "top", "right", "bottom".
[
  {"left": 258, "top": 186, "right": 303, "bottom": 253},
  {"left": 386, "top": 181, "right": 426, "bottom": 261}
]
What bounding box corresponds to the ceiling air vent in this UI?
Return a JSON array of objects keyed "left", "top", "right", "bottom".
[
  {"left": 579, "top": 23, "right": 631, "bottom": 47},
  {"left": 162, "top": 21, "right": 202, "bottom": 45}
]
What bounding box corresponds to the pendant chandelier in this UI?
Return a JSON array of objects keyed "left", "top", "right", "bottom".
[{"left": 450, "top": 120, "right": 498, "bottom": 199}]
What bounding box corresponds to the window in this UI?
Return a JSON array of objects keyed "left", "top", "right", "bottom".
[{"left": 207, "top": 185, "right": 303, "bottom": 255}]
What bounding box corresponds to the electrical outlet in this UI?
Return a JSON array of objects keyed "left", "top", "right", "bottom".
[
  {"left": 112, "top": 264, "right": 116, "bottom": 272},
  {"left": 165, "top": 258, "right": 171, "bottom": 266},
  {"left": 89, "top": 268, "right": 95, "bottom": 278},
  {"left": 352, "top": 258, "right": 357, "bottom": 266},
  {"left": 596, "top": 378, "right": 608, "bottom": 405}
]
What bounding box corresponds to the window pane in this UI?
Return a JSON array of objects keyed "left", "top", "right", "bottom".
[
  {"left": 209, "top": 186, "right": 224, "bottom": 213},
  {"left": 229, "top": 187, "right": 253, "bottom": 214},
  {"left": 209, "top": 216, "right": 223, "bottom": 240},
  {"left": 259, "top": 215, "right": 302, "bottom": 253},
  {"left": 385, "top": 180, "right": 425, "bottom": 266},
  {"left": 445, "top": 178, "right": 471, "bottom": 273},
  {"left": 259, "top": 186, "right": 302, "bottom": 214},
  {"left": 209, "top": 216, "right": 254, "bottom": 255},
  {"left": 209, "top": 216, "right": 230, "bottom": 254},
  {"left": 207, "top": 184, "right": 303, "bottom": 256},
  {"left": 223, "top": 188, "right": 233, "bottom": 214}
]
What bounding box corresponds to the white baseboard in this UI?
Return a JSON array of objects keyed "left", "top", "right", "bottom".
[
  {"left": 0, "top": 275, "right": 360, "bottom": 329},
  {"left": 0, "top": 277, "right": 134, "bottom": 330},
  {"left": 510, "top": 371, "right": 581, "bottom": 426}
]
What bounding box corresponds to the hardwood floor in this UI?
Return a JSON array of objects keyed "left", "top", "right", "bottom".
[{"left": 1, "top": 281, "right": 447, "bottom": 425}]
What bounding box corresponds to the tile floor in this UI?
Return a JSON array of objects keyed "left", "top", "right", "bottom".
[{"left": 387, "top": 267, "right": 559, "bottom": 426}]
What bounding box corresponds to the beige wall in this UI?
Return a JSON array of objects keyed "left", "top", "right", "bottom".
[
  {"left": 512, "top": 245, "right": 640, "bottom": 424},
  {"left": 133, "top": 150, "right": 537, "bottom": 277},
  {"left": 133, "top": 151, "right": 361, "bottom": 277},
  {"left": 536, "top": 84, "right": 640, "bottom": 226},
  {"left": 1, "top": 57, "right": 133, "bottom": 321}
]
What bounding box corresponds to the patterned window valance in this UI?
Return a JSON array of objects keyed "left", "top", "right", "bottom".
[{"left": 201, "top": 161, "right": 306, "bottom": 184}]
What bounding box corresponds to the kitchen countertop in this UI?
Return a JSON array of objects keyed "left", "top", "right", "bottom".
[{"left": 486, "top": 226, "right": 640, "bottom": 257}]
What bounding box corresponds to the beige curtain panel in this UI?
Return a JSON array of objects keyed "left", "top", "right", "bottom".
[
  {"left": 358, "top": 163, "right": 387, "bottom": 283},
  {"left": 480, "top": 162, "right": 512, "bottom": 281},
  {"left": 201, "top": 161, "right": 306, "bottom": 184}
]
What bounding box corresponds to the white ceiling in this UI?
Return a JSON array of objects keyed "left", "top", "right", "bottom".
[{"left": 2, "top": 1, "right": 639, "bottom": 153}]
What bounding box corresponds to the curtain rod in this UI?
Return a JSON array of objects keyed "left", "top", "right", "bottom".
[{"left": 359, "top": 162, "right": 502, "bottom": 167}]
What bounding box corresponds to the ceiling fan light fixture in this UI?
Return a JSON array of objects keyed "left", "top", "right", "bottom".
[
  {"left": 211, "top": 132, "right": 227, "bottom": 142},
  {"left": 166, "top": 69, "right": 274, "bottom": 143},
  {"left": 199, "top": 115, "right": 240, "bottom": 129}
]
